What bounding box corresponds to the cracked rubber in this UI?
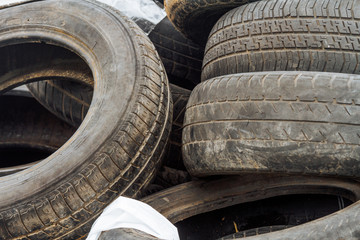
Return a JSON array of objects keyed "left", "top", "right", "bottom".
[
  {"left": 164, "top": 0, "right": 255, "bottom": 45},
  {"left": 202, "top": 0, "right": 360, "bottom": 81},
  {"left": 183, "top": 71, "right": 360, "bottom": 177},
  {"left": 0, "top": 1, "right": 172, "bottom": 239}
]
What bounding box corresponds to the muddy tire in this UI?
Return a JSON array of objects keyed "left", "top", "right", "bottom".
[
  {"left": 164, "top": 0, "right": 254, "bottom": 45},
  {"left": 0, "top": 1, "right": 172, "bottom": 239},
  {"left": 29, "top": 81, "right": 188, "bottom": 170},
  {"left": 183, "top": 72, "right": 360, "bottom": 177},
  {"left": 149, "top": 17, "right": 203, "bottom": 88},
  {"left": 202, "top": 0, "right": 360, "bottom": 81}
]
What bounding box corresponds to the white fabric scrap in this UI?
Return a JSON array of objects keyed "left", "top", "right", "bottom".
[{"left": 86, "top": 196, "right": 180, "bottom": 240}]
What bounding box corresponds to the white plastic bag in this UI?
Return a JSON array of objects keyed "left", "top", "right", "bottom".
[{"left": 86, "top": 196, "right": 180, "bottom": 240}]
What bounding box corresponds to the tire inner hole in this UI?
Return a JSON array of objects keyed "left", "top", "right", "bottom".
[{"left": 176, "top": 194, "right": 353, "bottom": 240}]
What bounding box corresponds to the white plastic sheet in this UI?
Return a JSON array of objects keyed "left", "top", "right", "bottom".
[
  {"left": 86, "top": 196, "right": 179, "bottom": 240},
  {"left": 97, "top": 0, "right": 166, "bottom": 34}
]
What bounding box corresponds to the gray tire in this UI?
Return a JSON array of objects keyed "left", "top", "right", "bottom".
[
  {"left": 183, "top": 72, "right": 360, "bottom": 177},
  {"left": 29, "top": 78, "right": 189, "bottom": 171},
  {"left": 202, "top": 0, "right": 360, "bottom": 81},
  {"left": 0, "top": 1, "right": 171, "bottom": 239}
]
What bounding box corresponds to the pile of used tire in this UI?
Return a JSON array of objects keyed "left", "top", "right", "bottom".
[{"left": 0, "top": 0, "right": 359, "bottom": 239}]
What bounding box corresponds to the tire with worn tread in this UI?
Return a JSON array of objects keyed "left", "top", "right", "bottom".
[
  {"left": 202, "top": 0, "right": 360, "bottom": 81},
  {"left": 164, "top": 0, "right": 254, "bottom": 45},
  {"left": 0, "top": 1, "right": 172, "bottom": 239},
  {"left": 30, "top": 79, "right": 188, "bottom": 170},
  {"left": 183, "top": 72, "right": 360, "bottom": 177}
]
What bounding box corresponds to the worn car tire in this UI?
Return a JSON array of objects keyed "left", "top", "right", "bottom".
[
  {"left": 143, "top": 175, "right": 360, "bottom": 239},
  {"left": 26, "top": 59, "right": 93, "bottom": 127},
  {"left": 163, "top": 84, "right": 190, "bottom": 170},
  {"left": 202, "top": 0, "right": 360, "bottom": 81},
  {"left": 164, "top": 0, "right": 254, "bottom": 45},
  {"left": 30, "top": 78, "right": 188, "bottom": 170},
  {"left": 0, "top": 89, "right": 76, "bottom": 176},
  {"left": 183, "top": 72, "right": 360, "bottom": 177},
  {"left": 142, "top": 174, "right": 360, "bottom": 224},
  {"left": 149, "top": 17, "right": 203, "bottom": 88},
  {"left": 0, "top": 1, "right": 172, "bottom": 239}
]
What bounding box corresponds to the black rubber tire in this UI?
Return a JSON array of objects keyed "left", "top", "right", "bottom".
[
  {"left": 0, "top": 1, "right": 172, "bottom": 239},
  {"left": 202, "top": 0, "right": 360, "bottom": 81},
  {"left": 142, "top": 174, "right": 360, "bottom": 224},
  {"left": 149, "top": 17, "right": 203, "bottom": 89},
  {"left": 183, "top": 72, "right": 360, "bottom": 177},
  {"left": 26, "top": 59, "right": 93, "bottom": 127},
  {"left": 0, "top": 89, "right": 76, "bottom": 176},
  {"left": 163, "top": 84, "right": 191, "bottom": 170},
  {"left": 164, "top": 0, "right": 254, "bottom": 45}
]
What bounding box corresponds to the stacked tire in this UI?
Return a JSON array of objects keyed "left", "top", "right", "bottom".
[
  {"left": 1, "top": 0, "right": 360, "bottom": 239},
  {"left": 156, "top": 0, "right": 360, "bottom": 239},
  {"left": 0, "top": 1, "right": 173, "bottom": 239}
]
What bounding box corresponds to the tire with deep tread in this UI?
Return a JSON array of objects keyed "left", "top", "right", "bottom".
[
  {"left": 202, "top": 0, "right": 360, "bottom": 81},
  {"left": 149, "top": 17, "right": 203, "bottom": 89},
  {"left": 163, "top": 84, "right": 191, "bottom": 170},
  {"left": 183, "top": 72, "right": 360, "bottom": 177},
  {"left": 164, "top": 0, "right": 255, "bottom": 45},
  {"left": 0, "top": 1, "right": 172, "bottom": 239},
  {"left": 29, "top": 79, "right": 188, "bottom": 170},
  {"left": 26, "top": 60, "right": 93, "bottom": 127}
]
